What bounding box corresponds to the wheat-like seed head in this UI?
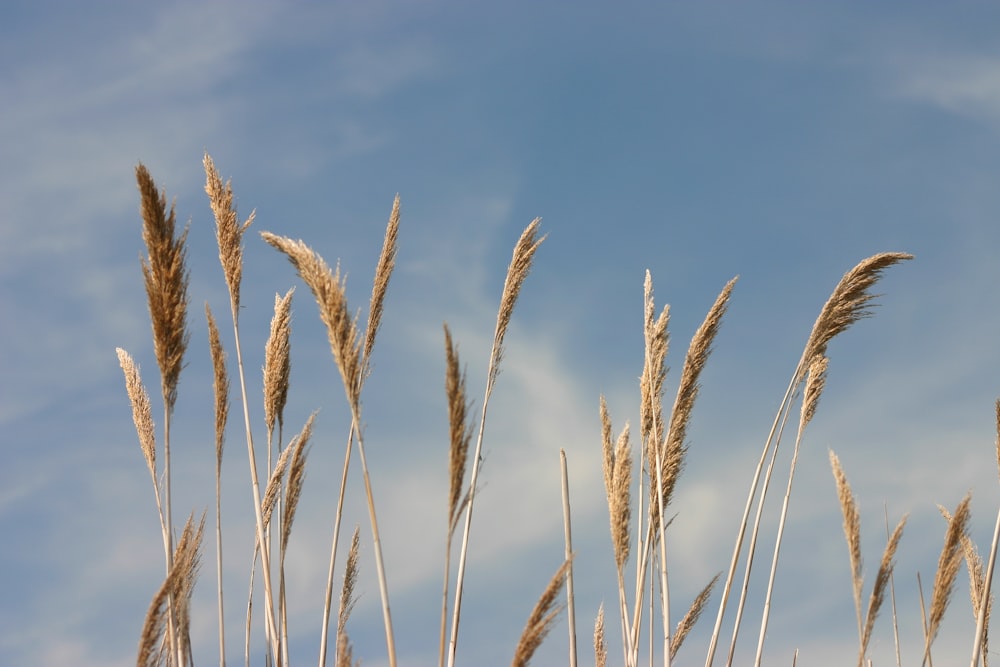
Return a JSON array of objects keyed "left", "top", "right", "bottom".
[
  {"left": 171, "top": 513, "right": 206, "bottom": 665},
  {"left": 801, "top": 252, "right": 912, "bottom": 382},
  {"left": 262, "top": 443, "right": 296, "bottom": 531},
  {"left": 204, "top": 153, "right": 254, "bottom": 314},
  {"left": 116, "top": 348, "right": 157, "bottom": 480},
  {"left": 490, "top": 219, "right": 545, "bottom": 386},
  {"left": 264, "top": 288, "right": 294, "bottom": 438},
  {"left": 671, "top": 573, "right": 720, "bottom": 660},
  {"left": 511, "top": 558, "right": 571, "bottom": 667},
  {"left": 861, "top": 514, "right": 906, "bottom": 663},
  {"left": 281, "top": 413, "right": 315, "bottom": 553},
  {"left": 600, "top": 397, "right": 632, "bottom": 572},
  {"left": 830, "top": 450, "right": 863, "bottom": 635},
  {"left": 444, "top": 324, "right": 473, "bottom": 532},
  {"left": 594, "top": 604, "right": 607, "bottom": 667},
  {"left": 261, "top": 233, "right": 363, "bottom": 408},
  {"left": 651, "top": 277, "right": 736, "bottom": 530},
  {"left": 136, "top": 164, "right": 190, "bottom": 411},
  {"left": 337, "top": 527, "right": 361, "bottom": 667},
  {"left": 995, "top": 399, "right": 1000, "bottom": 480},
  {"left": 640, "top": 270, "right": 670, "bottom": 448},
  {"left": 364, "top": 195, "right": 401, "bottom": 370},
  {"left": 800, "top": 354, "right": 829, "bottom": 430},
  {"left": 925, "top": 493, "right": 972, "bottom": 659},
  {"left": 138, "top": 512, "right": 205, "bottom": 667},
  {"left": 205, "top": 305, "right": 229, "bottom": 470}
]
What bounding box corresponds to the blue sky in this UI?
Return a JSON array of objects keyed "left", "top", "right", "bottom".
[{"left": 5, "top": 3, "right": 1000, "bottom": 666}]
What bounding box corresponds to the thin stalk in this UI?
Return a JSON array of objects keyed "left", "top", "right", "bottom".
[
  {"left": 348, "top": 406, "right": 397, "bottom": 667},
  {"left": 318, "top": 427, "right": 354, "bottom": 667},
  {"left": 561, "top": 449, "right": 578, "bottom": 667},
  {"left": 753, "top": 424, "right": 809, "bottom": 667},
  {"left": 725, "top": 382, "right": 796, "bottom": 667},
  {"left": 230, "top": 320, "right": 280, "bottom": 665},
  {"left": 705, "top": 371, "right": 797, "bottom": 667}
]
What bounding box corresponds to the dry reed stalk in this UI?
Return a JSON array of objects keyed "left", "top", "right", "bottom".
[
  {"left": 600, "top": 397, "right": 633, "bottom": 662},
  {"left": 594, "top": 605, "right": 607, "bottom": 667},
  {"left": 560, "top": 449, "right": 578, "bottom": 667},
  {"left": 511, "top": 559, "right": 572, "bottom": 667},
  {"left": 116, "top": 349, "right": 159, "bottom": 506},
  {"left": 862, "top": 514, "right": 906, "bottom": 666},
  {"left": 830, "top": 450, "right": 864, "bottom": 643},
  {"left": 448, "top": 220, "right": 544, "bottom": 667},
  {"left": 671, "top": 574, "right": 720, "bottom": 661},
  {"left": 137, "top": 513, "right": 205, "bottom": 667},
  {"left": 799, "top": 252, "right": 913, "bottom": 377},
  {"left": 736, "top": 253, "right": 909, "bottom": 667},
  {"left": 204, "top": 155, "right": 280, "bottom": 664},
  {"left": 264, "top": 289, "right": 294, "bottom": 441},
  {"left": 972, "top": 399, "right": 1000, "bottom": 667},
  {"left": 655, "top": 277, "right": 736, "bottom": 528},
  {"left": 336, "top": 528, "right": 361, "bottom": 667},
  {"left": 923, "top": 493, "right": 972, "bottom": 665},
  {"left": 882, "top": 507, "right": 904, "bottom": 667},
  {"left": 643, "top": 277, "right": 734, "bottom": 666},
  {"left": 262, "top": 233, "right": 362, "bottom": 407},
  {"left": 278, "top": 414, "right": 315, "bottom": 667},
  {"left": 206, "top": 305, "right": 230, "bottom": 667},
  {"left": 364, "top": 194, "right": 400, "bottom": 369},
  {"left": 316, "top": 199, "right": 401, "bottom": 667},
  {"left": 135, "top": 163, "right": 191, "bottom": 667},
  {"left": 640, "top": 271, "right": 669, "bottom": 455},
  {"left": 799, "top": 355, "right": 828, "bottom": 431},
  {"left": 204, "top": 153, "right": 254, "bottom": 315},
  {"left": 137, "top": 164, "right": 190, "bottom": 414},
  {"left": 438, "top": 324, "right": 473, "bottom": 667},
  {"left": 264, "top": 223, "right": 400, "bottom": 667},
  {"left": 959, "top": 530, "right": 990, "bottom": 666},
  {"left": 830, "top": 450, "right": 906, "bottom": 667}
]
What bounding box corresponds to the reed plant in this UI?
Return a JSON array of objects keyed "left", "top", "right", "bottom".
[{"left": 117, "top": 155, "right": 1000, "bottom": 667}]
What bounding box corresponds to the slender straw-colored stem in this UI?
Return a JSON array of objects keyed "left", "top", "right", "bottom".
[
  {"left": 348, "top": 406, "right": 397, "bottom": 667},
  {"left": 561, "top": 449, "right": 578, "bottom": 667},
  {"left": 163, "top": 408, "right": 181, "bottom": 667},
  {"left": 971, "top": 506, "right": 1000, "bottom": 667},
  {"left": 724, "top": 381, "right": 796, "bottom": 667},
  {"left": 704, "top": 371, "right": 796, "bottom": 667},
  {"left": 753, "top": 425, "right": 808, "bottom": 667},
  {"left": 447, "top": 366, "right": 498, "bottom": 667},
  {"left": 318, "top": 426, "right": 354, "bottom": 667},
  {"left": 230, "top": 319, "right": 280, "bottom": 665}
]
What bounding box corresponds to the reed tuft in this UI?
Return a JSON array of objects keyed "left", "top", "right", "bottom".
[
  {"left": 116, "top": 348, "right": 157, "bottom": 482},
  {"left": 263, "top": 288, "right": 294, "bottom": 439},
  {"left": 924, "top": 493, "right": 972, "bottom": 663},
  {"left": 490, "top": 218, "right": 545, "bottom": 384},
  {"left": 364, "top": 195, "right": 401, "bottom": 370},
  {"left": 204, "top": 153, "right": 254, "bottom": 314},
  {"left": 511, "top": 559, "right": 572, "bottom": 667},
  {"left": 801, "top": 252, "right": 913, "bottom": 380},
  {"left": 261, "top": 233, "right": 363, "bottom": 407},
  {"left": 594, "top": 605, "right": 607, "bottom": 667},
  {"left": 136, "top": 163, "right": 190, "bottom": 412}
]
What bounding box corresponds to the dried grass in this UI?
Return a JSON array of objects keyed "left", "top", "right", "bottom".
[
  {"left": 124, "top": 157, "right": 992, "bottom": 667},
  {"left": 263, "top": 289, "right": 294, "bottom": 440},
  {"left": 511, "top": 559, "right": 572, "bottom": 667}
]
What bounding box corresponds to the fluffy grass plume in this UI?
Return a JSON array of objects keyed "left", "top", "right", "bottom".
[
  {"left": 136, "top": 164, "right": 190, "bottom": 412},
  {"left": 263, "top": 288, "right": 294, "bottom": 440},
  {"left": 262, "top": 233, "right": 362, "bottom": 407},
  {"left": 924, "top": 493, "right": 972, "bottom": 664},
  {"left": 204, "top": 153, "right": 254, "bottom": 314},
  {"left": 116, "top": 348, "right": 157, "bottom": 489},
  {"left": 511, "top": 559, "right": 572, "bottom": 667}
]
